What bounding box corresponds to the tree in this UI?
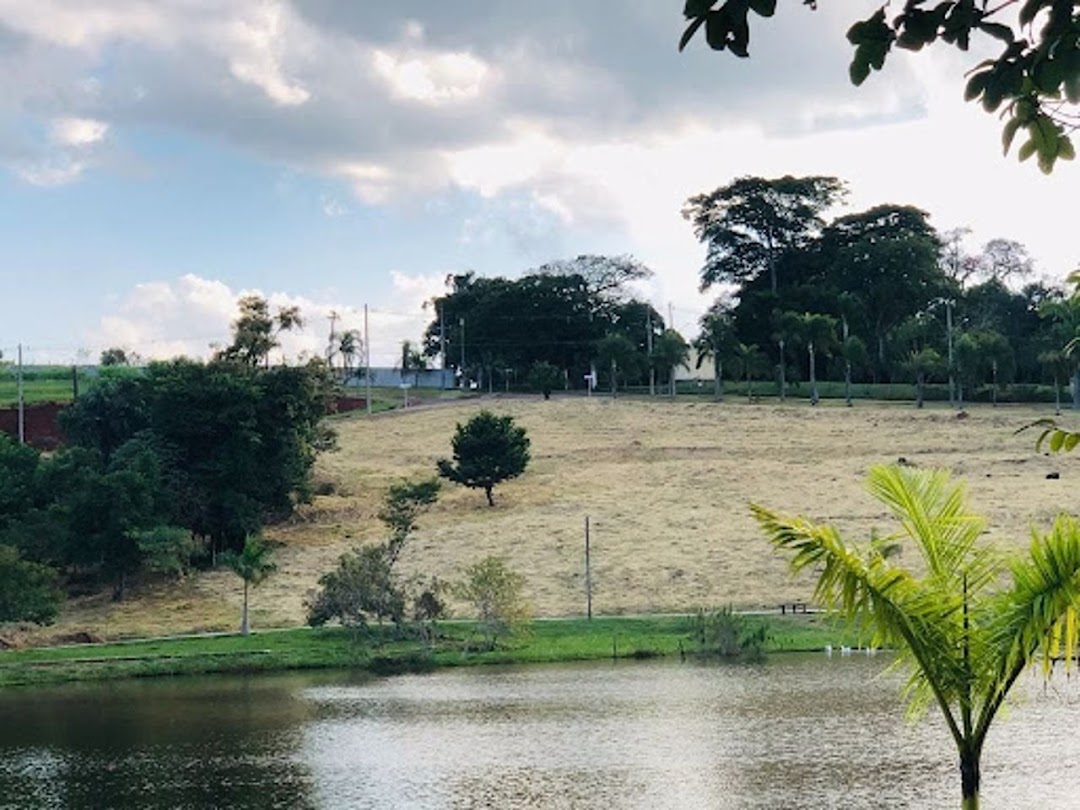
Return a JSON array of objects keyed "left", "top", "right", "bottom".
[
  {"left": 679, "top": 2, "right": 1079, "bottom": 173},
  {"left": 527, "top": 361, "right": 563, "bottom": 400},
  {"left": 0, "top": 544, "right": 61, "bottom": 625},
  {"left": 306, "top": 543, "right": 405, "bottom": 630},
  {"left": 1039, "top": 348, "right": 1072, "bottom": 414},
  {"left": 59, "top": 358, "right": 335, "bottom": 556},
  {"left": 978, "top": 239, "right": 1035, "bottom": 285},
  {"left": 221, "top": 534, "right": 277, "bottom": 636},
  {"left": 695, "top": 304, "right": 739, "bottom": 401},
  {"left": 729, "top": 342, "right": 768, "bottom": 401},
  {"left": 901, "top": 347, "right": 945, "bottom": 409},
  {"left": 307, "top": 479, "right": 440, "bottom": 631},
  {"left": 216, "top": 295, "right": 304, "bottom": 367},
  {"left": 683, "top": 175, "right": 845, "bottom": 294},
  {"left": 400, "top": 340, "right": 427, "bottom": 386},
  {"left": 955, "top": 330, "right": 1015, "bottom": 406},
  {"left": 794, "top": 312, "right": 838, "bottom": 405},
  {"left": 754, "top": 464, "right": 1080, "bottom": 810},
  {"left": 437, "top": 411, "right": 530, "bottom": 507},
  {"left": 99, "top": 347, "right": 129, "bottom": 367},
  {"left": 454, "top": 556, "right": 530, "bottom": 650},
  {"left": 651, "top": 329, "right": 690, "bottom": 397},
  {"left": 338, "top": 329, "right": 362, "bottom": 381},
  {"left": 1040, "top": 294, "right": 1080, "bottom": 408},
  {"left": 379, "top": 478, "right": 441, "bottom": 564},
  {"left": 595, "top": 332, "right": 642, "bottom": 396},
  {"left": 822, "top": 205, "right": 947, "bottom": 379},
  {"left": 535, "top": 254, "right": 653, "bottom": 307},
  {"left": 770, "top": 310, "right": 802, "bottom": 401}
]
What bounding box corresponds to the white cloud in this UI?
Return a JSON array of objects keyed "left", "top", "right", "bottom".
[
  {"left": 49, "top": 116, "right": 109, "bottom": 146},
  {"left": 89, "top": 273, "right": 443, "bottom": 368},
  {"left": 16, "top": 156, "right": 87, "bottom": 186},
  {"left": 225, "top": 2, "right": 310, "bottom": 106},
  {"left": 320, "top": 196, "right": 348, "bottom": 218},
  {"left": 371, "top": 47, "right": 489, "bottom": 104}
]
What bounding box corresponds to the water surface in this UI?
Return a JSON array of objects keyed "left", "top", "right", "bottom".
[{"left": 2, "top": 654, "right": 1078, "bottom": 809}]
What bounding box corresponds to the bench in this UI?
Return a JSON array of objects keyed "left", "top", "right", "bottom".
[{"left": 779, "top": 602, "right": 809, "bottom": 615}]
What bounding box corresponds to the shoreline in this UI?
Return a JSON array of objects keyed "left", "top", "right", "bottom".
[{"left": 0, "top": 613, "right": 861, "bottom": 689}]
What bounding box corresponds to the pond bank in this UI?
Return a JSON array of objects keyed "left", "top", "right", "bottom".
[{"left": 0, "top": 613, "right": 862, "bottom": 688}]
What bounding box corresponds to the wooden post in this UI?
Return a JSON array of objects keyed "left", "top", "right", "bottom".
[{"left": 585, "top": 515, "right": 592, "bottom": 621}]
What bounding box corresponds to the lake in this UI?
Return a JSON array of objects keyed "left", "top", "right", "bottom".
[{"left": 1, "top": 654, "right": 1078, "bottom": 809}]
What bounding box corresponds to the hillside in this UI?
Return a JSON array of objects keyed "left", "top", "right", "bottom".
[{"left": 21, "top": 396, "right": 1078, "bottom": 642}]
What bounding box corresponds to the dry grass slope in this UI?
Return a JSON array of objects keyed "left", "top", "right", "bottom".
[{"left": 29, "top": 397, "right": 1078, "bottom": 641}]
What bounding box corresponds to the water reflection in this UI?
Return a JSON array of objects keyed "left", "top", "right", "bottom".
[{"left": 1, "top": 655, "right": 1079, "bottom": 808}]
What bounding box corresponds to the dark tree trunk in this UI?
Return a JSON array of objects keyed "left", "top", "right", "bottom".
[
  {"left": 959, "top": 749, "right": 980, "bottom": 809},
  {"left": 916, "top": 372, "right": 925, "bottom": 409},
  {"left": 714, "top": 359, "right": 723, "bottom": 402},
  {"left": 809, "top": 344, "right": 819, "bottom": 405},
  {"left": 1072, "top": 370, "right": 1080, "bottom": 409},
  {"left": 777, "top": 339, "right": 786, "bottom": 402},
  {"left": 485, "top": 485, "right": 494, "bottom": 507}
]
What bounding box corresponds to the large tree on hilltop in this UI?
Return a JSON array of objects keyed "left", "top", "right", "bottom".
[
  {"left": 683, "top": 175, "right": 846, "bottom": 294},
  {"left": 679, "top": 1, "right": 1079, "bottom": 174},
  {"left": 423, "top": 263, "right": 657, "bottom": 388},
  {"left": 821, "top": 204, "right": 949, "bottom": 378},
  {"left": 535, "top": 254, "right": 653, "bottom": 310}
]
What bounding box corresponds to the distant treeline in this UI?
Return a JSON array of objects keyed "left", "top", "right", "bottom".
[{"left": 419, "top": 177, "right": 1080, "bottom": 407}]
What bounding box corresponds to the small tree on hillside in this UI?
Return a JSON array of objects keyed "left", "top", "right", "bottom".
[
  {"left": 221, "top": 534, "right": 278, "bottom": 636},
  {"left": 454, "top": 556, "right": 530, "bottom": 650},
  {"left": 528, "top": 361, "right": 563, "bottom": 400},
  {"left": 306, "top": 479, "right": 442, "bottom": 632},
  {"left": 437, "top": 411, "right": 530, "bottom": 506}
]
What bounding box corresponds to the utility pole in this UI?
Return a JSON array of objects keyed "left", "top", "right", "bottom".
[
  {"left": 439, "top": 303, "right": 447, "bottom": 390},
  {"left": 364, "top": 304, "right": 372, "bottom": 416},
  {"left": 327, "top": 310, "right": 339, "bottom": 365},
  {"left": 946, "top": 298, "right": 956, "bottom": 409},
  {"left": 459, "top": 317, "right": 466, "bottom": 388},
  {"left": 647, "top": 308, "right": 655, "bottom": 396},
  {"left": 584, "top": 515, "right": 592, "bottom": 621},
  {"left": 17, "top": 343, "right": 25, "bottom": 445}
]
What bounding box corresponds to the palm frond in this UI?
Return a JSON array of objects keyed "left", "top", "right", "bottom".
[
  {"left": 752, "top": 502, "right": 968, "bottom": 742},
  {"left": 866, "top": 465, "right": 986, "bottom": 583}
]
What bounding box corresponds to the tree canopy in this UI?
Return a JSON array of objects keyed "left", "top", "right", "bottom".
[
  {"left": 422, "top": 256, "right": 664, "bottom": 390},
  {"left": 437, "top": 411, "right": 531, "bottom": 507},
  {"left": 679, "top": 1, "right": 1079, "bottom": 173}
]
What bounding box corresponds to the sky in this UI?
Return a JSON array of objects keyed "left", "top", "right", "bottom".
[{"left": 0, "top": 1, "right": 1076, "bottom": 367}]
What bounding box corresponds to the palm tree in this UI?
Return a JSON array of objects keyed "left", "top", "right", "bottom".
[
  {"left": 753, "top": 465, "right": 1080, "bottom": 810},
  {"left": 596, "top": 332, "right": 640, "bottom": 397},
  {"left": 339, "top": 329, "right": 362, "bottom": 382},
  {"left": 221, "top": 534, "right": 278, "bottom": 636},
  {"left": 1039, "top": 348, "right": 1071, "bottom": 416},
  {"left": 901, "top": 347, "right": 944, "bottom": 409},
  {"left": 651, "top": 328, "right": 690, "bottom": 397},
  {"left": 794, "top": 312, "right": 838, "bottom": 405},
  {"left": 730, "top": 342, "right": 767, "bottom": 402},
  {"left": 695, "top": 306, "right": 737, "bottom": 402}
]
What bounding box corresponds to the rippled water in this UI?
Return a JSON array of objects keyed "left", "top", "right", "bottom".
[{"left": 2, "top": 654, "right": 1079, "bottom": 809}]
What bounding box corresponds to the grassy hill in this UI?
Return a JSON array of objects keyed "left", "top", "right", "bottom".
[{"left": 16, "top": 395, "right": 1078, "bottom": 644}]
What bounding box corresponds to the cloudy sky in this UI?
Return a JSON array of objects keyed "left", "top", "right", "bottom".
[{"left": 1, "top": 1, "right": 1075, "bottom": 366}]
